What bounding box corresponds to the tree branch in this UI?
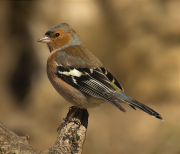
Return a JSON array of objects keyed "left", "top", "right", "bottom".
[{"left": 0, "top": 106, "right": 89, "bottom": 154}]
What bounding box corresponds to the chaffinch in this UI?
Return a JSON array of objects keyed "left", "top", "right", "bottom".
[{"left": 37, "top": 23, "right": 163, "bottom": 120}]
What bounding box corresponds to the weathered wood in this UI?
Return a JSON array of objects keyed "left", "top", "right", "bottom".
[{"left": 0, "top": 106, "right": 88, "bottom": 154}]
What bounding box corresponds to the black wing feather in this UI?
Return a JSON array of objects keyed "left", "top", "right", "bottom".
[
  {"left": 55, "top": 66, "right": 126, "bottom": 112},
  {"left": 100, "top": 68, "right": 123, "bottom": 91}
]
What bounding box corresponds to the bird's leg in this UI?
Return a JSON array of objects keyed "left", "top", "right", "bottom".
[{"left": 57, "top": 106, "right": 88, "bottom": 132}]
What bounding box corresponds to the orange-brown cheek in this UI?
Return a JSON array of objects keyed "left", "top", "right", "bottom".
[
  {"left": 58, "top": 33, "right": 72, "bottom": 47},
  {"left": 50, "top": 33, "right": 72, "bottom": 51}
]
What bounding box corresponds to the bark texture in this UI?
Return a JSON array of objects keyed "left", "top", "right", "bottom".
[{"left": 0, "top": 106, "right": 88, "bottom": 154}]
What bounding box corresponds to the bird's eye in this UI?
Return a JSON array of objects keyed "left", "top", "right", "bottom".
[{"left": 55, "top": 33, "right": 60, "bottom": 37}]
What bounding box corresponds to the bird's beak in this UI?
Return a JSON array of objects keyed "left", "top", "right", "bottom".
[{"left": 37, "top": 36, "right": 51, "bottom": 43}]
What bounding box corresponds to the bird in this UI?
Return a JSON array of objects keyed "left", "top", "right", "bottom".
[{"left": 37, "top": 23, "right": 163, "bottom": 120}]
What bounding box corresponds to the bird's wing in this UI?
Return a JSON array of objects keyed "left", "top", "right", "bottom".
[
  {"left": 55, "top": 66, "right": 126, "bottom": 112},
  {"left": 100, "top": 68, "right": 124, "bottom": 91},
  {"left": 55, "top": 65, "right": 163, "bottom": 120}
]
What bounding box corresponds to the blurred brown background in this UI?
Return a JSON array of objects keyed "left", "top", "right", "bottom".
[{"left": 1, "top": 1, "right": 179, "bottom": 154}]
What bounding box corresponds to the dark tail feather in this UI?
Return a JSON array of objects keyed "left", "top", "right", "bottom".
[
  {"left": 125, "top": 99, "right": 163, "bottom": 120},
  {"left": 115, "top": 92, "right": 163, "bottom": 120},
  {"left": 108, "top": 100, "right": 126, "bottom": 112},
  {"left": 129, "top": 104, "right": 136, "bottom": 110}
]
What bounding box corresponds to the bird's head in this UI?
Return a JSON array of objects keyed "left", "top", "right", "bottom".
[{"left": 37, "top": 23, "right": 81, "bottom": 52}]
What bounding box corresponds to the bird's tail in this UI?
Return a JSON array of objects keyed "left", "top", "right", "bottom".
[{"left": 114, "top": 91, "right": 163, "bottom": 120}]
